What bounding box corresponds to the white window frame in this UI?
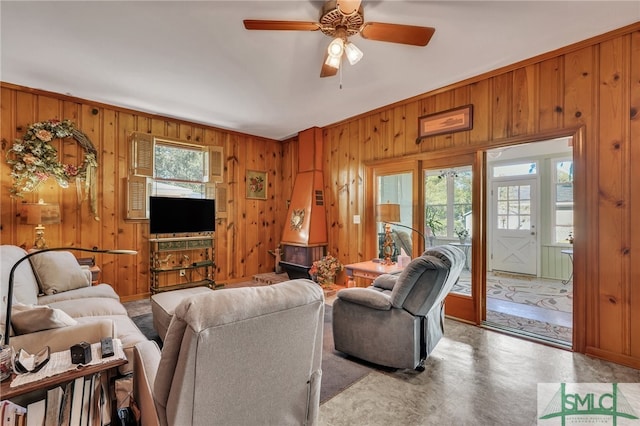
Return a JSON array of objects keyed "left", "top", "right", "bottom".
[
  {"left": 152, "top": 138, "right": 209, "bottom": 198},
  {"left": 425, "top": 168, "right": 473, "bottom": 240},
  {"left": 551, "top": 157, "right": 574, "bottom": 245}
]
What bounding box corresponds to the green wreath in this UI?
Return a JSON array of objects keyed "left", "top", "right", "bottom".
[{"left": 7, "top": 119, "right": 99, "bottom": 218}]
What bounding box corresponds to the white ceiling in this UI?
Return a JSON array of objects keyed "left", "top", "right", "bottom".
[{"left": 1, "top": 1, "right": 638, "bottom": 141}]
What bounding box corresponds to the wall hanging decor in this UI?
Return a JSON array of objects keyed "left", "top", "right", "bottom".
[
  {"left": 6, "top": 119, "right": 100, "bottom": 220},
  {"left": 416, "top": 104, "right": 473, "bottom": 142},
  {"left": 246, "top": 170, "right": 267, "bottom": 200}
]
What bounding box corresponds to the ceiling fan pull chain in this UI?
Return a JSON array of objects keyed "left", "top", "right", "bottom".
[{"left": 339, "top": 63, "right": 343, "bottom": 89}]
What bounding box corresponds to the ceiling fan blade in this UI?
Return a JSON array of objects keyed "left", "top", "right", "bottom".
[
  {"left": 336, "top": 0, "right": 362, "bottom": 15},
  {"left": 320, "top": 51, "right": 339, "bottom": 78},
  {"left": 360, "top": 22, "right": 435, "bottom": 46},
  {"left": 243, "top": 20, "right": 320, "bottom": 31}
]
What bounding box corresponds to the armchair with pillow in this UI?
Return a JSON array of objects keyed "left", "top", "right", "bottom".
[
  {"left": 332, "top": 244, "right": 465, "bottom": 370},
  {"left": 1, "top": 245, "right": 147, "bottom": 373}
]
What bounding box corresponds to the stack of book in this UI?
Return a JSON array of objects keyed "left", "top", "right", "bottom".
[{"left": 0, "top": 372, "right": 111, "bottom": 426}]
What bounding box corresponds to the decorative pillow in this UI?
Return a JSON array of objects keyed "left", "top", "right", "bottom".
[
  {"left": 10, "top": 303, "right": 77, "bottom": 335},
  {"left": 29, "top": 251, "right": 91, "bottom": 295}
]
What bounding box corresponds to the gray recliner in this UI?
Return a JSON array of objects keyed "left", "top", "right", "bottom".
[
  {"left": 133, "top": 279, "right": 325, "bottom": 426},
  {"left": 332, "top": 245, "right": 464, "bottom": 370}
]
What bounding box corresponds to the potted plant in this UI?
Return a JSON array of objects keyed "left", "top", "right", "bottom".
[
  {"left": 455, "top": 228, "right": 470, "bottom": 243},
  {"left": 309, "top": 254, "right": 343, "bottom": 286},
  {"left": 425, "top": 206, "right": 444, "bottom": 246}
]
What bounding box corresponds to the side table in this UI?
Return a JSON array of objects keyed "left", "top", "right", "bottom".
[
  {"left": 1, "top": 340, "right": 126, "bottom": 400},
  {"left": 344, "top": 260, "right": 404, "bottom": 285},
  {"left": 89, "top": 265, "right": 101, "bottom": 285},
  {"left": 561, "top": 249, "right": 573, "bottom": 284}
]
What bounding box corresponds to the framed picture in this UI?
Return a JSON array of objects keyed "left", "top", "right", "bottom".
[
  {"left": 246, "top": 170, "right": 267, "bottom": 200},
  {"left": 417, "top": 104, "right": 473, "bottom": 141}
]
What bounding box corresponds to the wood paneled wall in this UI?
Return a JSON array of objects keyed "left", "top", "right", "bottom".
[
  {"left": 0, "top": 84, "right": 286, "bottom": 299},
  {"left": 2, "top": 22, "right": 639, "bottom": 369},
  {"left": 318, "top": 23, "right": 640, "bottom": 369}
]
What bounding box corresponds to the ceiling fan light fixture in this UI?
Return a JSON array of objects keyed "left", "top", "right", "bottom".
[
  {"left": 324, "top": 52, "right": 341, "bottom": 70},
  {"left": 327, "top": 37, "right": 345, "bottom": 58},
  {"left": 345, "top": 42, "right": 363, "bottom": 65}
]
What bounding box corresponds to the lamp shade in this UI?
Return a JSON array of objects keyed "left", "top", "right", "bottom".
[
  {"left": 376, "top": 203, "right": 400, "bottom": 223},
  {"left": 345, "top": 42, "right": 363, "bottom": 65},
  {"left": 327, "top": 37, "right": 344, "bottom": 58},
  {"left": 324, "top": 53, "right": 341, "bottom": 70},
  {"left": 19, "top": 203, "right": 61, "bottom": 225}
]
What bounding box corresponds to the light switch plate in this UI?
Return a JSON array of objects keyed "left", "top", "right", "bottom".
[{"left": 353, "top": 215, "right": 360, "bottom": 224}]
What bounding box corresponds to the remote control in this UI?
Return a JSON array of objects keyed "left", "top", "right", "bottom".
[{"left": 101, "top": 337, "right": 114, "bottom": 358}]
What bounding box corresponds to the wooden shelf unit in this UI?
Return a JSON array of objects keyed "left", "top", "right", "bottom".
[{"left": 150, "top": 234, "right": 216, "bottom": 293}]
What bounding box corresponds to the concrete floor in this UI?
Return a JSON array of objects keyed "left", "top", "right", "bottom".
[
  {"left": 318, "top": 318, "right": 640, "bottom": 426},
  {"left": 127, "top": 283, "right": 638, "bottom": 426}
]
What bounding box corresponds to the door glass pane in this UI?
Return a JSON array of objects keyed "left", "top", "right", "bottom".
[
  {"left": 424, "top": 166, "right": 473, "bottom": 296},
  {"left": 497, "top": 215, "right": 508, "bottom": 229},
  {"left": 377, "top": 172, "right": 413, "bottom": 262},
  {"left": 493, "top": 162, "right": 537, "bottom": 177},
  {"left": 508, "top": 186, "right": 519, "bottom": 199}
]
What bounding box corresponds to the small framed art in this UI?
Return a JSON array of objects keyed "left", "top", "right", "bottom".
[
  {"left": 418, "top": 104, "right": 473, "bottom": 141},
  {"left": 246, "top": 170, "right": 267, "bottom": 200}
]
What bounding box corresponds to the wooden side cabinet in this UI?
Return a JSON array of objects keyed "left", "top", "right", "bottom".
[{"left": 149, "top": 234, "right": 217, "bottom": 293}]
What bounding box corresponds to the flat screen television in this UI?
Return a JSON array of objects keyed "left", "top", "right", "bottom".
[{"left": 149, "top": 196, "right": 215, "bottom": 234}]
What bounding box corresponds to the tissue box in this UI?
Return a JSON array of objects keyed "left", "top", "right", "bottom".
[{"left": 397, "top": 254, "right": 411, "bottom": 268}]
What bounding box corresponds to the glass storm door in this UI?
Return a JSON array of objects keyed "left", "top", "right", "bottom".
[{"left": 422, "top": 154, "right": 477, "bottom": 323}]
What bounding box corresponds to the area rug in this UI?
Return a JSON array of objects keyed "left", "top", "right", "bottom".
[
  {"left": 485, "top": 310, "right": 572, "bottom": 343},
  {"left": 131, "top": 312, "right": 163, "bottom": 347},
  {"left": 131, "top": 305, "right": 371, "bottom": 404},
  {"left": 452, "top": 272, "right": 573, "bottom": 313}
]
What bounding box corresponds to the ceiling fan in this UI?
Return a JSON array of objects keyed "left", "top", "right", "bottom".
[{"left": 243, "top": 0, "right": 435, "bottom": 78}]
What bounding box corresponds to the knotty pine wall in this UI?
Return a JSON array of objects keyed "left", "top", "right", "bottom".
[
  {"left": 316, "top": 23, "right": 640, "bottom": 369},
  {"left": 0, "top": 83, "right": 288, "bottom": 299},
  {"left": 1, "top": 22, "right": 639, "bottom": 369}
]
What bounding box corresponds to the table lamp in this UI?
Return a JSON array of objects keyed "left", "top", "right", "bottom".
[
  {"left": 3, "top": 247, "right": 137, "bottom": 346},
  {"left": 19, "top": 201, "right": 61, "bottom": 249},
  {"left": 376, "top": 203, "right": 400, "bottom": 265},
  {"left": 376, "top": 203, "right": 427, "bottom": 263}
]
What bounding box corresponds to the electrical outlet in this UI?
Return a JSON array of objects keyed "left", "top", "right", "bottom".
[{"left": 180, "top": 269, "right": 186, "bottom": 277}]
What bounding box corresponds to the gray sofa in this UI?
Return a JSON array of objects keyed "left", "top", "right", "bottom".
[
  {"left": 133, "top": 279, "right": 324, "bottom": 426},
  {"left": 332, "top": 245, "right": 464, "bottom": 370},
  {"left": 1, "top": 245, "right": 148, "bottom": 374}
]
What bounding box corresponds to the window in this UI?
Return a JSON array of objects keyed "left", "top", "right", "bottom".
[
  {"left": 153, "top": 140, "right": 209, "bottom": 198},
  {"left": 492, "top": 162, "right": 537, "bottom": 178},
  {"left": 126, "top": 133, "right": 224, "bottom": 219},
  {"left": 377, "top": 172, "right": 413, "bottom": 260},
  {"left": 553, "top": 158, "right": 573, "bottom": 243},
  {"left": 424, "top": 167, "right": 472, "bottom": 240},
  {"left": 496, "top": 184, "right": 531, "bottom": 230}
]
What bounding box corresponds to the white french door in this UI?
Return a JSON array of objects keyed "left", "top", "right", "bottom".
[{"left": 491, "top": 178, "right": 538, "bottom": 275}]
